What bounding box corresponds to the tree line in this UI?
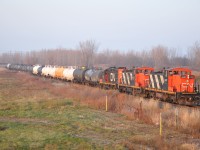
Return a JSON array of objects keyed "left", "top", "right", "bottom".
[{"left": 0, "top": 40, "right": 200, "bottom": 70}]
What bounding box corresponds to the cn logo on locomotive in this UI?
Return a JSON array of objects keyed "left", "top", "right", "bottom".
[
  {"left": 110, "top": 73, "right": 115, "bottom": 82},
  {"left": 181, "top": 83, "right": 194, "bottom": 89}
]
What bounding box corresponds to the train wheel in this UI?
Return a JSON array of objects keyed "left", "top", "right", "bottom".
[
  {"left": 130, "top": 89, "right": 133, "bottom": 95},
  {"left": 146, "top": 92, "right": 150, "bottom": 98},
  {"left": 166, "top": 95, "right": 175, "bottom": 103},
  {"left": 119, "top": 88, "right": 123, "bottom": 93},
  {"left": 153, "top": 92, "right": 157, "bottom": 100},
  {"left": 177, "top": 97, "right": 188, "bottom": 105},
  {"left": 194, "top": 96, "right": 200, "bottom": 106}
]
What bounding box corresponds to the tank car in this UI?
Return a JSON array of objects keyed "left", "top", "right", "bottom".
[
  {"left": 48, "top": 66, "right": 56, "bottom": 78},
  {"left": 41, "top": 66, "right": 47, "bottom": 76},
  {"left": 84, "top": 68, "right": 103, "bottom": 86},
  {"left": 21, "top": 64, "right": 29, "bottom": 72},
  {"left": 37, "top": 66, "right": 44, "bottom": 76},
  {"left": 26, "top": 65, "right": 33, "bottom": 73},
  {"left": 55, "top": 66, "right": 65, "bottom": 79},
  {"left": 63, "top": 67, "right": 76, "bottom": 81},
  {"left": 9, "top": 64, "right": 20, "bottom": 71},
  {"left": 84, "top": 69, "right": 95, "bottom": 84},
  {"left": 42, "top": 65, "right": 51, "bottom": 77},
  {"left": 91, "top": 70, "right": 103, "bottom": 86},
  {"left": 33, "top": 65, "right": 41, "bottom": 75},
  {"left": 73, "top": 67, "right": 88, "bottom": 83},
  {"left": 7, "top": 64, "right": 12, "bottom": 70},
  {"left": 7, "top": 64, "right": 14, "bottom": 70},
  {"left": 6, "top": 64, "right": 11, "bottom": 69},
  {"left": 20, "top": 64, "right": 26, "bottom": 71}
]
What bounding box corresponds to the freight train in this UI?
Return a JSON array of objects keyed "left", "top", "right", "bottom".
[{"left": 6, "top": 63, "right": 200, "bottom": 106}]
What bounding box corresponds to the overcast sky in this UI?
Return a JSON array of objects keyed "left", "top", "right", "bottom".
[{"left": 0, "top": 0, "right": 200, "bottom": 53}]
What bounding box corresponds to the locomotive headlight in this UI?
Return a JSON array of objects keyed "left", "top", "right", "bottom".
[{"left": 186, "top": 80, "right": 189, "bottom": 82}]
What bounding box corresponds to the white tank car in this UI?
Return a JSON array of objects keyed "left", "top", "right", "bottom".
[
  {"left": 45, "top": 66, "right": 52, "bottom": 77},
  {"left": 48, "top": 66, "right": 56, "bottom": 78},
  {"left": 63, "top": 66, "right": 76, "bottom": 81},
  {"left": 7, "top": 64, "right": 11, "bottom": 69},
  {"left": 41, "top": 66, "right": 47, "bottom": 76},
  {"left": 33, "top": 65, "right": 41, "bottom": 75},
  {"left": 42, "top": 65, "right": 51, "bottom": 77}
]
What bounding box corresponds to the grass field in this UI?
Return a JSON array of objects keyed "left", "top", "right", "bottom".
[{"left": 0, "top": 68, "right": 199, "bottom": 149}]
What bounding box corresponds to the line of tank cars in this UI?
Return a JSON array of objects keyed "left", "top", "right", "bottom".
[{"left": 6, "top": 63, "right": 200, "bottom": 106}]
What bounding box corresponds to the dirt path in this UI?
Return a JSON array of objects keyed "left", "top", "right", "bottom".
[{"left": 0, "top": 117, "right": 53, "bottom": 125}]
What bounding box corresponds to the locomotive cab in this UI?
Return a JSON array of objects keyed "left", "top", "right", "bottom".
[
  {"left": 100, "top": 67, "right": 126, "bottom": 89},
  {"left": 135, "top": 67, "right": 154, "bottom": 87},
  {"left": 167, "top": 68, "right": 195, "bottom": 93}
]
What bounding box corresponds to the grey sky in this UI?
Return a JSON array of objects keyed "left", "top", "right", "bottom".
[{"left": 0, "top": 0, "right": 200, "bottom": 53}]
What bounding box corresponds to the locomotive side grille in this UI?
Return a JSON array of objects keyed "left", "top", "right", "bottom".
[
  {"left": 155, "top": 75, "right": 160, "bottom": 89},
  {"left": 122, "top": 73, "right": 127, "bottom": 85},
  {"left": 126, "top": 73, "right": 130, "bottom": 85},
  {"left": 150, "top": 74, "right": 155, "bottom": 88},
  {"left": 122, "top": 72, "right": 134, "bottom": 85},
  {"left": 160, "top": 75, "right": 164, "bottom": 84},
  {"left": 149, "top": 74, "right": 165, "bottom": 89}
]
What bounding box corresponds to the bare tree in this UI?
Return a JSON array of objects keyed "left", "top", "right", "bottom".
[
  {"left": 151, "top": 45, "right": 169, "bottom": 70},
  {"left": 79, "top": 40, "right": 98, "bottom": 68},
  {"left": 188, "top": 41, "right": 200, "bottom": 70}
]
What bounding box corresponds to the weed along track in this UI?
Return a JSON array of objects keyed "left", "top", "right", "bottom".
[{"left": 0, "top": 68, "right": 200, "bottom": 149}]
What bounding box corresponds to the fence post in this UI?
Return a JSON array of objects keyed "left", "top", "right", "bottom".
[
  {"left": 160, "top": 112, "right": 162, "bottom": 136},
  {"left": 106, "top": 95, "right": 108, "bottom": 112},
  {"left": 175, "top": 108, "right": 178, "bottom": 129}
]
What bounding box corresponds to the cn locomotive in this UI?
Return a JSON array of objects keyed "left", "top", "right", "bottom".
[{"left": 6, "top": 63, "right": 200, "bottom": 106}]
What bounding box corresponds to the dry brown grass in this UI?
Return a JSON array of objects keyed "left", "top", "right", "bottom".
[
  {"left": 1, "top": 68, "right": 200, "bottom": 149},
  {"left": 24, "top": 74, "right": 200, "bottom": 136},
  {"left": 53, "top": 83, "right": 199, "bottom": 137},
  {"left": 180, "top": 143, "right": 199, "bottom": 150}
]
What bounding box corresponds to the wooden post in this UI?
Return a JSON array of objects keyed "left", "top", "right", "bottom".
[
  {"left": 160, "top": 112, "right": 162, "bottom": 136},
  {"left": 106, "top": 95, "right": 108, "bottom": 112},
  {"left": 175, "top": 108, "right": 178, "bottom": 129}
]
